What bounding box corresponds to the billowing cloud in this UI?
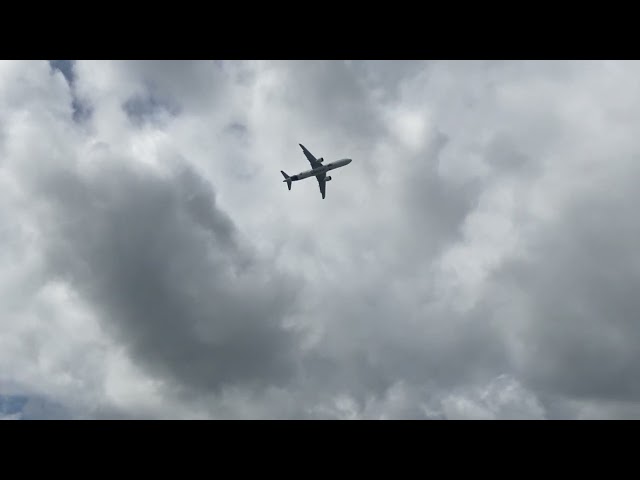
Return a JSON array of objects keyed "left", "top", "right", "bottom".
[
  {"left": 1, "top": 60, "right": 640, "bottom": 419},
  {"left": 40, "top": 157, "right": 302, "bottom": 394}
]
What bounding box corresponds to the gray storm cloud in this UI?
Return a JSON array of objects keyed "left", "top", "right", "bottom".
[{"left": 38, "top": 155, "right": 302, "bottom": 394}]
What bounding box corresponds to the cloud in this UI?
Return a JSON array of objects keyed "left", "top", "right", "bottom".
[
  {"left": 40, "top": 156, "right": 302, "bottom": 395},
  {"left": 1, "top": 60, "right": 640, "bottom": 418},
  {"left": 493, "top": 167, "right": 640, "bottom": 404},
  {"left": 0, "top": 395, "right": 28, "bottom": 420},
  {"left": 0, "top": 61, "right": 302, "bottom": 417},
  {"left": 440, "top": 375, "right": 545, "bottom": 420}
]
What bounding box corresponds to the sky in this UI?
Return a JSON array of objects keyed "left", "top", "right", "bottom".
[{"left": 1, "top": 60, "right": 640, "bottom": 419}]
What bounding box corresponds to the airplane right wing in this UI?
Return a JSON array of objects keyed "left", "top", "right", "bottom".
[
  {"left": 316, "top": 173, "right": 326, "bottom": 199},
  {"left": 299, "top": 144, "right": 322, "bottom": 169}
]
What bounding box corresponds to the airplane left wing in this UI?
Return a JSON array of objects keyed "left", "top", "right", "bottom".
[
  {"left": 316, "top": 173, "right": 326, "bottom": 199},
  {"left": 299, "top": 144, "right": 322, "bottom": 169}
]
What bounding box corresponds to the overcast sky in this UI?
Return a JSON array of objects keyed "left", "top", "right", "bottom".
[{"left": 1, "top": 60, "right": 639, "bottom": 419}]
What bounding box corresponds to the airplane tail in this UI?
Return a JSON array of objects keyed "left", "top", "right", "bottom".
[{"left": 281, "top": 171, "right": 292, "bottom": 190}]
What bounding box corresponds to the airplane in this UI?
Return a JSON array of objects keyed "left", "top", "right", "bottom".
[{"left": 281, "top": 144, "right": 352, "bottom": 199}]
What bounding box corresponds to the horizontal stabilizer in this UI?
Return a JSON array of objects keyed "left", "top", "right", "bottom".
[{"left": 281, "top": 170, "right": 292, "bottom": 190}]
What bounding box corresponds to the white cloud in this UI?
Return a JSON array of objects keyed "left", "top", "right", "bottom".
[{"left": 441, "top": 375, "right": 545, "bottom": 420}]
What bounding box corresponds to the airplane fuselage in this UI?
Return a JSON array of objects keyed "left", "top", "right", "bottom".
[{"left": 289, "top": 158, "right": 352, "bottom": 181}]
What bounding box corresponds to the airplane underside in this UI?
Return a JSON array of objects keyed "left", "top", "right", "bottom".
[{"left": 281, "top": 144, "right": 351, "bottom": 199}]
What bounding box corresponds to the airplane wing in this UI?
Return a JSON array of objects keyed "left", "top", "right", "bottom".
[
  {"left": 316, "top": 172, "right": 326, "bottom": 199},
  {"left": 299, "top": 144, "right": 322, "bottom": 169}
]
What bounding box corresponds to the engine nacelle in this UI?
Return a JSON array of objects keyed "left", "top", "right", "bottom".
[
  {"left": 318, "top": 157, "right": 324, "bottom": 163},
  {"left": 325, "top": 176, "right": 332, "bottom": 181}
]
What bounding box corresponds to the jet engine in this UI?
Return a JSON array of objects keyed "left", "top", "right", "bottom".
[
  {"left": 318, "top": 158, "right": 324, "bottom": 163},
  {"left": 325, "top": 176, "right": 332, "bottom": 181}
]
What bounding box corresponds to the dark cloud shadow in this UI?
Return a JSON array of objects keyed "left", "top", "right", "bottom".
[{"left": 35, "top": 154, "right": 303, "bottom": 396}]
